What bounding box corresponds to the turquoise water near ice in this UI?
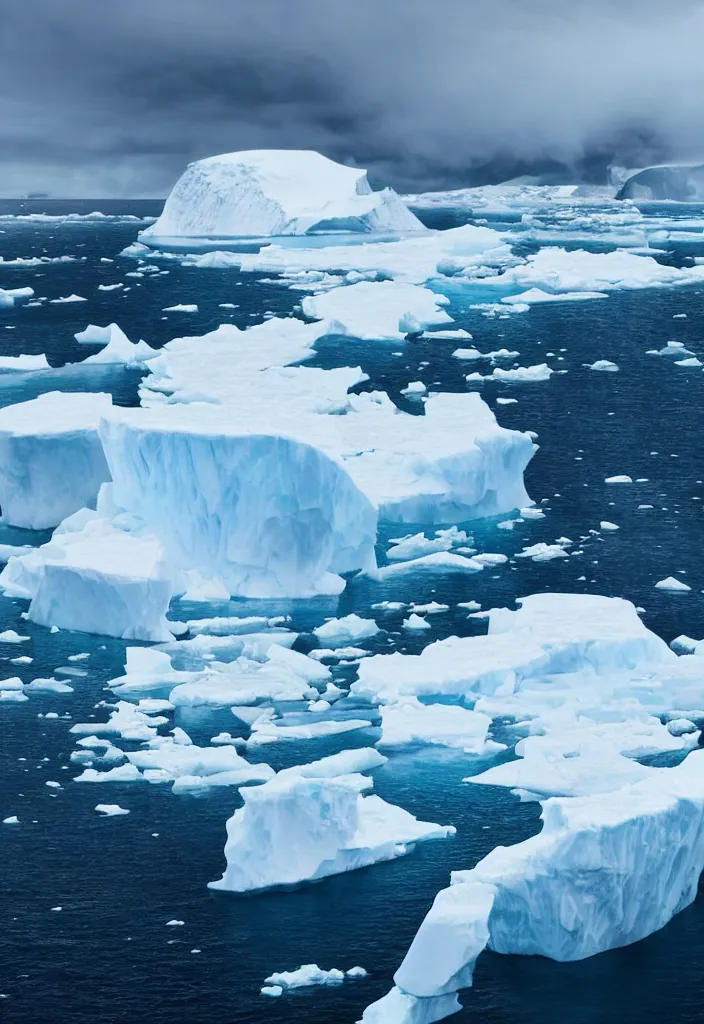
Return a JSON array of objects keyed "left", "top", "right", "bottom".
[{"left": 2, "top": 200, "right": 704, "bottom": 1023}]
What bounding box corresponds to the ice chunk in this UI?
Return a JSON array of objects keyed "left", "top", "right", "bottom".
[
  {"left": 50, "top": 294, "right": 87, "bottom": 304},
  {"left": 127, "top": 735, "right": 274, "bottom": 787},
  {"left": 0, "top": 353, "right": 50, "bottom": 371},
  {"left": 468, "top": 364, "right": 553, "bottom": 384},
  {"left": 0, "top": 630, "right": 29, "bottom": 643},
  {"left": 314, "top": 614, "right": 380, "bottom": 645},
  {"left": 74, "top": 763, "right": 144, "bottom": 783},
  {"left": 588, "top": 360, "right": 619, "bottom": 372},
  {"left": 387, "top": 534, "right": 453, "bottom": 562},
  {"left": 301, "top": 282, "right": 453, "bottom": 341},
  {"left": 163, "top": 304, "right": 198, "bottom": 313},
  {"left": 95, "top": 804, "right": 130, "bottom": 816},
  {"left": 263, "top": 964, "right": 345, "bottom": 989},
  {"left": 375, "top": 552, "right": 485, "bottom": 578},
  {"left": 0, "top": 391, "right": 112, "bottom": 528},
  {"left": 403, "top": 614, "right": 432, "bottom": 631},
  {"left": 3, "top": 513, "right": 173, "bottom": 642},
  {"left": 0, "top": 286, "right": 34, "bottom": 309},
  {"left": 655, "top": 576, "right": 691, "bottom": 592},
  {"left": 209, "top": 771, "right": 454, "bottom": 893},
  {"left": 141, "top": 149, "right": 424, "bottom": 240},
  {"left": 501, "top": 287, "right": 608, "bottom": 305},
  {"left": 378, "top": 699, "right": 493, "bottom": 752},
  {"left": 605, "top": 474, "right": 632, "bottom": 483},
  {"left": 77, "top": 323, "right": 157, "bottom": 367},
  {"left": 247, "top": 717, "right": 372, "bottom": 747}
]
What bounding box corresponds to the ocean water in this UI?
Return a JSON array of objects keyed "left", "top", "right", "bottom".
[{"left": 2, "top": 200, "right": 704, "bottom": 1023}]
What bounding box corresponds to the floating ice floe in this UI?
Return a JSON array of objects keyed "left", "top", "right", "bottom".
[
  {"left": 588, "top": 360, "right": 619, "bottom": 371},
  {"left": 246, "top": 717, "right": 372, "bottom": 747},
  {"left": 49, "top": 294, "right": 87, "bottom": 304},
  {"left": 466, "top": 364, "right": 553, "bottom": 384},
  {"left": 377, "top": 699, "right": 497, "bottom": 754},
  {"left": 0, "top": 286, "right": 34, "bottom": 309},
  {"left": 208, "top": 767, "right": 454, "bottom": 893},
  {"left": 500, "top": 287, "right": 609, "bottom": 305},
  {"left": 263, "top": 964, "right": 367, "bottom": 993},
  {"left": 314, "top": 614, "right": 380, "bottom": 647},
  {"left": 140, "top": 150, "right": 424, "bottom": 241},
  {"left": 0, "top": 354, "right": 49, "bottom": 371},
  {"left": 95, "top": 804, "right": 130, "bottom": 816},
  {"left": 300, "top": 281, "right": 453, "bottom": 341},
  {"left": 0, "top": 392, "right": 112, "bottom": 529}
]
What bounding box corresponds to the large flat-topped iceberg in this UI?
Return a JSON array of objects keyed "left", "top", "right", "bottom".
[
  {"left": 0, "top": 391, "right": 112, "bottom": 529},
  {"left": 141, "top": 150, "right": 424, "bottom": 240}
]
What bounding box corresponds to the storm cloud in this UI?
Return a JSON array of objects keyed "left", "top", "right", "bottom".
[{"left": 1, "top": 0, "right": 704, "bottom": 196}]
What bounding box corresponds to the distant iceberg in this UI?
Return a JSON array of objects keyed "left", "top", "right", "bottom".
[
  {"left": 141, "top": 149, "right": 425, "bottom": 241},
  {"left": 617, "top": 163, "right": 704, "bottom": 202}
]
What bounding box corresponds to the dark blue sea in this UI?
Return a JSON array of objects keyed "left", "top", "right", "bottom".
[{"left": 2, "top": 198, "right": 704, "bottom": 1024}]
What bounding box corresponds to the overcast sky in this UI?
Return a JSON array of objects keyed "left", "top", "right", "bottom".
[{"left": 1, "top": 0, "right": 703, "bottom": 197}]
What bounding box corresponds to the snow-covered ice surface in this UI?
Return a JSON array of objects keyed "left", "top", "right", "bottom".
[{"left": 6, "top": 189, "right": 704, "bottom": 1024}]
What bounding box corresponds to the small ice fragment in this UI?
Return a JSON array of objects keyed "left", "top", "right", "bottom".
[
  {"left": 0, "top": 630, "right": 30, "bottom": 643},
  {"left": 95, "top": 804, "right": 130, "bottom": 816},
  {"left": 655, "top": 577, "right": 691, "bottom": 592},
  {"left": 403, "top": 614, "right": 431, "bottom": 631},
  {"left": 605, "top": 475, "right": 632, "bottom": 484},
  {"left": 588, "top": 360, "right": 619, "bottom": 372},
  {"left": 600, "top": 521, "right": 619, "bottom": 531}
]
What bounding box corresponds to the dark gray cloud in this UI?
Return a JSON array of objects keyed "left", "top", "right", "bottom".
[{"left": 1, "top": 0, "right": 703, "bottom": 196}]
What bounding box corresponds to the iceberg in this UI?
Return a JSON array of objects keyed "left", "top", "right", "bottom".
[
  {"left": 0, "top": 392, "right": 112, "bottom": 529},
  {"left": 366, "top": 752, "right": 704, "bottom": 1022},
  {"left": 141, "top": 150, "right": 424, "bottom": 241},
  {"left": 0, "top": 510, "right": 173, "bottom": 641},
  {"left": 617, "top": 163, "right": 704, "bottom": 202},
  {"left": 208, "top": 768, "right": 454, "bottom": 893}
]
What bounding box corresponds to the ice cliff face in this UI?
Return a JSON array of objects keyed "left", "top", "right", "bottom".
[
  {"left": 0, "top": 392, "right": 112, "bottom": 529},
  {"left": 141, "top": 150, "right": 424, "bottom": 240},
  {"left": 99, "top": 406, "right": 379, "bottom": 599}
]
